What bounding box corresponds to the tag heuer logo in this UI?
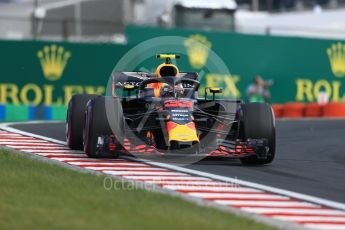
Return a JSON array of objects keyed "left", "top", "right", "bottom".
[
  {"left": 37, "top": 44, "right": 71, "bottom": 81},
  {"left": 327, "top": 42, "right": 345, "bottom": 78},
  {"left": 184, "top": 34, "right": 212, "bottom": 69}
]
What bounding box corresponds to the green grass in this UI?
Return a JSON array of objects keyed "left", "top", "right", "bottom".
[{"left": 0, "top": 150, "right": 276, "bottom": 230}]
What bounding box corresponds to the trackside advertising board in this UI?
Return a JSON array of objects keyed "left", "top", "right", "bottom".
[
  {"left": 0, "top": 41, "right": 130, "bottom": 107},
  {"left": 1, "top": 27, "right": 345, "bottom": 120},
  {"left": 126, "top": 25, "right": 345, "bottom": 104}
]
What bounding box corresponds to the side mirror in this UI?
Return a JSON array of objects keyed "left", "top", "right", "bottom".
[
  {"left": 209, "top": 87, "right": 223, "bottom": 94},
  {"left": 124, "top": 84, "right": 134, "bottom": 90},
  {"left": 123, "top": 84, "right": 134, "bottom": 97},
  {"left": 205, "top": 87, "right": 223, "bottom": 100}
]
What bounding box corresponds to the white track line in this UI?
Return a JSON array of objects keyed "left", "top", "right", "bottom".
[
  {"left": 0, "top": 140, "right": 48, "bottom": 143},
  {"left": 85, "top": 166, "right": 169, "bottom": 171},
  {"left": 0, "top": 138, "right": 45, "bottom": 141},
  {"left": 161, "top": 185, "right": 259, "bottom": 192},
  {"left": 102, "top": 171, "right": 188, "bottom": 176},
  {"left": 68, "top": 162, "right": 147, "bottom": 166},
  {"left": 143, "top": 181, "right": 250, "bottom": 186},
  {"left": 0, "top": 125, "right": 66, "bottom": 145},
  {"left": 215, "top": 200, "right": 319, "bottom": 207},
  {"left": 242, "top": 208, "right": 345, "bottom": 215},
  {"left": 22, "top": 150, "right": 83, "bottom": 153},
  {"left": 0, "top": 134, "right": 25, "bottom": 137},
  {"left": 188, "top": 193, "right": 289, "bottom": 199},
  {"left": 7, "top": 146, "right": 70, "bottom": 150},
  {"left": 35, "top": 153, "right": 86, "bottom": 157},
  {"left": 0, "top": 143, "right": 63, "bottom": 146},
  {"left": 274, "top": 216, "right": 345, "bottom": 222},
  {"left": 122, "top": 176, "right": 212, "bottom": 181},
  {"left": 49, "top": 157, "right": 91, "bottom": 161},
  {"left": 304, "top": 224, "right": 345, "bottom": 230}
]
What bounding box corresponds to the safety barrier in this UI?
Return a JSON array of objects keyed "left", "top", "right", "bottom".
[
  {"left": 322, "top": 103, "right": 345, "bottom": 117},
  {"left": 272, "top": 102, "right": 345, "bottom": 118},
  {"left": 2, "top": 102, "right": 344, "bottom": 121},
  {"left": 0, "top": 104, "right": 66, "bottom": 121},
  {"left": 3, "top": 102, "right": 344, "bottom": 121},
  {"left": 281, "top": 103, "right": 305, "bottom": 118},
  {"left": 305, "top": 103, "right": 323, "bottom": 117},
  {"left": 271, "top": 104, "right": 284, "bottom": 118}
]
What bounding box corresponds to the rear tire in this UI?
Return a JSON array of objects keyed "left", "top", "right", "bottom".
[
  {"left": 239, "top": 103, "right": 276, "bottom": 165},
  {"left": 83, "top": 96, "right": 124, "bottom": 158},
  {"left": 66, "top": 94, "right": 98, "bottom": 150}
]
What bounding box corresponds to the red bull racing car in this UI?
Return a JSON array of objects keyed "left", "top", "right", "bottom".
[{"left": 66, "top": 54, "right": 276, "bottom": 165}]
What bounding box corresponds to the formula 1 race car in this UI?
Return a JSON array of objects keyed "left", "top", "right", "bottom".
[{"left": 66, "top": 54, "right": 275, "bottom": 165}]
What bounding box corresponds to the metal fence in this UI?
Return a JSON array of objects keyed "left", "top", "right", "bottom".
[
  {"left": 1, "top": 15, "right": 345, "bottom": 42},
  {"left": 236, "top": 0, "right": 345, "bottom": 12},
  {"left": 0, "top": 0, "right": 126, "bottom": 42},
  {"left": 0, "top": 16, "right": 125, "bottom": 42},
  {"left": 237, "top": 24, "right": 345, "bottom": 40}
]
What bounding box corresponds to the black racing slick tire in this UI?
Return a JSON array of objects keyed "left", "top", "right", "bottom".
[
  {"left": 83, "top": 96, "right": 124, "bottom": 158},
  {"left": 239, "top": 103, "right": 276, "bottom": 165},
  {"left": 66, "top": 94, "right": 98, "bottom": 150}
]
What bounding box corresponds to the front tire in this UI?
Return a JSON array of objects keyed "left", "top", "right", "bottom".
[
  {"left": 66, "top": 94, "right": 98, "bottom": 150},
  {"left": 83, "top": 96, "right": 124, "bottom": 158},
  {"left": 239, "top": 103, "right": 276, "bottom": 165}
]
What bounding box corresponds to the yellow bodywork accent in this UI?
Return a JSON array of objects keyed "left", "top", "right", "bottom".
[
  {"left": 168, "top": 123, "right": 199, "bottom": 143},
  {"left": 209, "top": 87, "right": 222, "bottom": 93},
  {"left": 124, "top": 84, "right": 135, "bottom": 90},
  {"left": 157, "top": 54, "right": 178, "bottom": 59}
]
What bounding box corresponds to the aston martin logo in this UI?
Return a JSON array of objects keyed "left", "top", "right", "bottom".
[
  {"left": 37, "top": 44, "right": 71, "bottom": 81},
  {"left": 184, "top": 34, "right": 212, "bottom": 69},
  {"left": 327, "top": 42, "right": 345, "bottom": 78}
]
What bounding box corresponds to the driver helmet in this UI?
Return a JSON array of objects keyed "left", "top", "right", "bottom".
[
  {"left": 151, "top": 63, "right": 181, "bottom": 97},
  {"left": 155, "top": 63, "right": 179, "bottom": 77}
]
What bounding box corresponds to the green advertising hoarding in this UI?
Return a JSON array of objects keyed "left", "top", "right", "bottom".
[
  {"left": 0, "top": 40, "right": 130, "bottom": 107},
  {"left": 1, "top": 27, "right": 345, "bottom": 121},
  {"left": 125, "top": 25, "right": 345, "bottom": 103}
]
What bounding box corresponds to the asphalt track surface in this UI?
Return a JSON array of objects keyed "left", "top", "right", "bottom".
[{"left": 11, "top": 119, "right": 345, "bottom": 204}]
